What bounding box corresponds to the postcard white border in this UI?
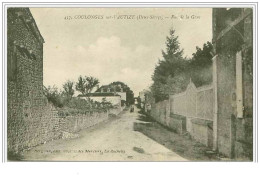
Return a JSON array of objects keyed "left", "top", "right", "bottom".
[{"left": 0, "top": 1, "right": 259, "bottom": 188}]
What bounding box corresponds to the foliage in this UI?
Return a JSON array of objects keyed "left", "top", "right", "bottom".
[
  {"left": 64, "top": 97, "right": 113, "bottom": 114},
  {"left": 44, "top": 76, "right": 118, "bottom": 116},
  {"left": 144, "top": 90, "right": 154, "bottom": 104},
  {"left": 43, "top": 90, "right": 114, "bottom": 116},
  {"left": 151, "top": 29, "right": 188, "bottom": 102},
  {"left": 44, "top": 81, "right": 75, "bottom": 108},
  {"left": 101, "top": 98, "right": 114, "bottom": 109},
  {"left": 161, "top": 74, "right": 189, "bottom": 95},
  {"left": 62, "top": 80, "right": 74, "bottom": 99},
  {"left": 188, "top": 42, "right": 213, "bottom": 87},
  {"left": 96, "top": 81, "right": 135, "bottom": 105},
  {"left": 75, "top": 76, "right": 99, "bottom": 95},
  {"left": 109, "top": 81, "right": 135, "bottom": 105},
  {"left": 162, "top": 29, "right": 184, "bottom": 60},
  {"left": 43, "top": 85, "right": 64, "bottom": 108},
  {"left": 150, "top": 28, "right": 213, "bottom": 102},
  {"left": 151, "top": 29, "right": 213, "bottom": 102},
  {"left": 75, "top": 76, "right": 86, "bottom": 95}
]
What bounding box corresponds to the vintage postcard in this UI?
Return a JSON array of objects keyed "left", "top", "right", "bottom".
[{"left": 6, "top": 5, "right": 254, "bottom": 162}]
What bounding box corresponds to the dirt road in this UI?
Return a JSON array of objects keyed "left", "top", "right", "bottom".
[{"left": 22, "top": 106, "right": 187, "bottom": 161}]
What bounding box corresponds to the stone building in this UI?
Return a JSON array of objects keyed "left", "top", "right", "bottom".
[
  {"left": 139, "top": 90, "right": 153, "bottom": 112},
  {"left": 139, "top": 89, "right": 147, "bottom": 108},
  {"left": 212, "top": 8, "right": 253, "bottom": 159},
  {"left": 7, "top": 8, "right": 59, "bottom": 155}
]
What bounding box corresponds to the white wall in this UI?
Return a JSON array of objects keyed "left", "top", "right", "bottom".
[
  {"left": 91, "top": 96, "right": 121, "bottom": 106},
  {"left": 116, "top": 92, "right": 126, "bottom": 101}
]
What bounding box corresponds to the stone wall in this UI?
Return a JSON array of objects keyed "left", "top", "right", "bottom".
[
  {"left": 190, "top": 119, "right": 213, "bottom": 148},
  {"left": 213, "top": 8, "right": 253, "bottom": 159},
  {"left": 215, "top": 52, "right": 236, "bottom": 157},
  {"left": 7, "top": 8, "right": 123, "bottom": 155},
  {"left": 150, "top": 100, "right": 169, "bottom": 126},
  {"left": 57, "top": 107, "right": 122, "bottom": 134},
  {"left": 150, "top": 101, "right": 214, "bottom": 147},
  {"left": 169, "top": 114, "right": 186, "bottom": 134},
  {"left": 7, "top": 8, "right": 54, "bottom": 153},
  {"left": 150, "top": 80, "right": 214, "bottom": 149},
  {"left": 8, "top": 98, "right": 119, "bottom": 154},
  {"left": 151, "top": 101, "right": 185, "bottom": 133}
]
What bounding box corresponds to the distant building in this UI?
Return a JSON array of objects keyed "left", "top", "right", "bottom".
[
  {"left": 95, "top": 85, "right": 127, "bottom": 106},
  {"left": 116, "top": 92, "right": 127, "bottom": 101},
  {"left": 139, "top": 90, "right": 147, "bottom": 101},
  {"left": 139, "top": 89, "right": 147, "bottom": 109},
  {"left": 78, "top": 92, "right": 121, "bottom": 106},
  {"left": 212, "top": 8, "right": 253, "bottom": 159},
  {"left": 139, "top": 90, "right": 153, "bottom": 113}
]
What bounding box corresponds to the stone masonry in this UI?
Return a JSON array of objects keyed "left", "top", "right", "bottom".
[
  {"left": 7, "top": 8, "right": 57, "bottom": 153},
  {"left": 212, "top": 8, "right": 253, "bottom": 159},
  {"left": 7, "top": 8, "right": 119, "bottom": 155}
]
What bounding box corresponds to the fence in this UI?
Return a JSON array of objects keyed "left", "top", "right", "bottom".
[
  {"left": 150, "top": 80, "right": 215, "bottom": 148},
  {"left": 169, "top": 81, "right": 214, "bottom": 121}
]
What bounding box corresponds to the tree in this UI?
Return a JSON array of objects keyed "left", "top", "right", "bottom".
[
  {"left": 188, "top": 42, "right": 213, "bottom": 86},
  {"left": 75, "top": 76, "right": 86, "bottom": 95},
  {"left": 43, "top": 85, "right": 64, "bottom": 107},
  {"left": 62, "top": 80, "right": 74, "bottom": 99},
  {"left": 109, "top": 81, "right": 135, "bottom": 105},
  {"left": 151, "top": 28, "right": 188, "bottom": 102},
  {"left": 162, "top": 29, "right": 183, "bottom": 60},
  {"left": 76, "top": 76, "right": 100, "bottom": 95},
  {"left": 85, "top": 76, "right": 100, "bottom": 93}
]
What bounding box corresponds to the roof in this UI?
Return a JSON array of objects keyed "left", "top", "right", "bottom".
[
  {"left": 95, "top": 84, "right": 123, "bottom": 93},
  {"left": 78, "top": 93, "right": 120, "bottom": 97}
]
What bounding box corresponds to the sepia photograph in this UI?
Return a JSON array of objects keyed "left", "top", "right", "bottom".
[{"left": 5, "top": 5, "right": 254, "bottom": 162}]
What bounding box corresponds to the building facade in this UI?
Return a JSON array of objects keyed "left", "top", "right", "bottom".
[
  {"left": 148, "top": 8, "right": 253, "bottom": 160},
  {"left": 95, "top": 85, "right": 127, "bottom": 106},
  {"left": 212, "top": 8, "right": 253, "bottom": 159},
  {"left": 7, "top": 8, "right": 59, "bottom": 154}
]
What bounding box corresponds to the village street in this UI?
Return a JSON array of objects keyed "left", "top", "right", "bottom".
[{"left": 21, "top": 107, "right": 187, "bottom": 161}]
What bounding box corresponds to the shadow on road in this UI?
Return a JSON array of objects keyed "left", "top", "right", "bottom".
[
  {"left": 133, "top": 146, "right": 145, "bottom": 154},
  {"left": 133, "top": 110, "right": 219, "bottom": 161},
  {"left": 135, "top": 109, "right": 154, "bottom": 123}
]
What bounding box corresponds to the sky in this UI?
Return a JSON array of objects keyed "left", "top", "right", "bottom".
[{"left": 30, "top": 8, "right": 212, "bottom": 96}]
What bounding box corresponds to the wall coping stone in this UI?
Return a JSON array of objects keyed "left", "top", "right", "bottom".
[
  {"left": 191, "top": 118, "right": 213, "bottom": 129},
  {"left": 170, "top": 113, "right": 186, "bottom": 120}
]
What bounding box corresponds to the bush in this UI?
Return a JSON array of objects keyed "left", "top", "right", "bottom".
[
  {"left": 43, "top": 85, "right": 65, "bottom": 108},
  {"left": 44, "top": 85, "right": 116, "bottom": 116}
]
